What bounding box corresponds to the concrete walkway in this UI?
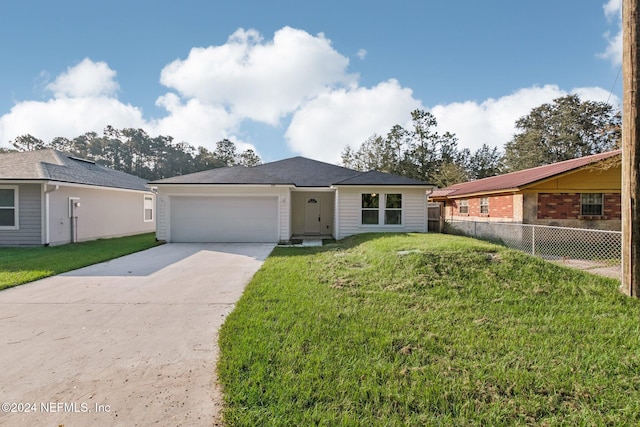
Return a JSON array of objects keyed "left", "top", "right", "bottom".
[{"left": 0, "top": 243, "right": 274, "bottom": 427}]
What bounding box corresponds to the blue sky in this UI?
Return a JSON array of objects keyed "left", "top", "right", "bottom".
[{"left": 0, "top": 0, "right": 622, "bottom": 163}]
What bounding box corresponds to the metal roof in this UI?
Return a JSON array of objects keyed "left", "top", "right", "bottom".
[{"left": 431, "top": 150, "right": 621, "bottom": 199}]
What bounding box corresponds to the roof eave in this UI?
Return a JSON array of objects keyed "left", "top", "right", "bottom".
[
  {"left": 151, "top": 182, "right": 295, "bottom": 187},
  {"left": 441, "top": 188, "right": 521, "bottom": 199},
  {"left": 331, "top": 183, "right": 436, "bottom": 188},
  {"left": 0, "top": 178, "right": 47, "bottom": 184}
]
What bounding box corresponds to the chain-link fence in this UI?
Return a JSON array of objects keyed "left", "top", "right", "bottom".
[{"left": 445, "top": 220, "right": 621, "bottom": 267}]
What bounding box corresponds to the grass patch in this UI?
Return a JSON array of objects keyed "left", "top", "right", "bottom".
[
  {"left": 0, "top": 233, "right": 161, "bottom": 290},
  {"left": 218, "top": 233, "right": 640, "bottom": 426}
]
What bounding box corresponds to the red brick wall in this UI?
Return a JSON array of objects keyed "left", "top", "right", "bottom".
[
  {"left": 488, "top": 194, "right": 514, "bottom": 218},
  {"left": 603, "top": 193, "right": 622, "bottom": 219},
  {"left": 537, "top": 193, "right": 621, "bottom": 220},
  {"left": 451, "top": 194, "right": 513, "bottom": 219}
]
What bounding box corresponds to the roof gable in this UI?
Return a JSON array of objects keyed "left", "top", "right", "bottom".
[
  {"left": 434, "top": 150, "right": 621, "bottom": 198},
  {"left": 0, "top": 149, "right": 150, "bottom": 191}
]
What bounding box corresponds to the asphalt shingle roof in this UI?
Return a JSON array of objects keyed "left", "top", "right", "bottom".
[
  {"left": 151, "top": 156, "right": 434, "bottom": 187},
  {"left": 0, "top": 149, "right": 150, "bottom": 191},
  {"left": 254, "top": 156, "right": 360, "bottom": 187},
  {"left": 152, "top": 165, "right": 292, "bottom": 185},
  {"left": 432, "top": 150, "right": 621, "bottom": 199},
  {"left": 333, "top": 170, "right": 431, "bottom": 186}
]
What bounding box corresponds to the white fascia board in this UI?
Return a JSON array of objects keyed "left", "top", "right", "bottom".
[
  {"left": 153, "top": 183, "right": 294, "bottom": 188},
  {"left": 331, "top": 184, "right": 436, "bottom": 190},
  {"left": 0, "top": 179, "right": 47, "bottom": 185},
  {"left": 43, "top": 181, "right": 154, "bottom": 194},
  {"left": 290, "top": 187, "right": 335, "bottom": 192}
]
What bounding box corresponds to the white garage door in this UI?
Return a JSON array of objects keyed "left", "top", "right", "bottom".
[{"left": 170, "top": 196, "right": 279, "bottom": 243}]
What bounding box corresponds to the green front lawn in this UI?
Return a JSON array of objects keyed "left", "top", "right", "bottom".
[
  {"left": 218, "top": 233, "right": 640, "bottom": 426},
  {"left": 0, "top": 233, "right": 161, "bottom": 290}
]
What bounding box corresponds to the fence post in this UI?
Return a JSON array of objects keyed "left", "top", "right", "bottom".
[
  {"left": 532, "top": 226, "right": 535, "bottom": 256},
  {"left": 474, "top": 221, "right": 477, "bottom": 238}
]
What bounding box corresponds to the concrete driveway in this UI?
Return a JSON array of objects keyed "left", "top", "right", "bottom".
[{"left": 0, "top": 243, "right": 275, "bottom": 427}]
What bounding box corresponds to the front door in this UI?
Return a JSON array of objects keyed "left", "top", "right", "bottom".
[{"left": 304, "top": 197, "right": 321, "bottom": 234}]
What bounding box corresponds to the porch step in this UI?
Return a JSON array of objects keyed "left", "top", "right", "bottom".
[{"left": 301, "top": 239, "right": 323, "bottom": 247}]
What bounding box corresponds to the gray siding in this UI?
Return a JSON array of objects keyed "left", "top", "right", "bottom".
[{"left": 0, "top": 184, "right": 42, "bottom": 246}]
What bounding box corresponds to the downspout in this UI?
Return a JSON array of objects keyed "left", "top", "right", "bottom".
[{"left": 43, "top": 184, "right": 59, "bottom": 246}]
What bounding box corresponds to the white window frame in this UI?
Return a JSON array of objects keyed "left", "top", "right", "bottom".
[
  {"left": 458, "top": 199, "right": 469, "bottom": 215},
  {"left": 144, "top": 195, "right": 154, "bottom": 222},
  {"left": 361, "top": 193, "right": 380, "bottom": 225},
  {"left": 361, "top": 193, "right": 403, "bottom": 226},
  {"left": 384, "top": 193, "right": 402, "bottom": 225},
  {"left": 480, "top": 197, "right": 489, "bottom": 215},
  {"left": 0, "top": 185, "right": 19, "bottom": 230},
  {"left": 581, "top": 193, "right": 603, "bottom": 216}
]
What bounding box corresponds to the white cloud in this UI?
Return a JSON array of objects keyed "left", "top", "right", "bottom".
[
  {"left": 159, "top": 27, "right": 356, "bottom": 125},
  {"left": 0, "top": 97, "right": 145, "bottom": 144},
  {"left": 46, "top": 58, "right": 120, "bottom": 98},
  {"left": 5, "top": 25, "right": 415, "bottom": 159},
  {"left": 603, "top": 0, "right": 621, "bottom": 20},
  {"left": 0, "top": 26, "right": 621, "bottom": 166},
  {"left": 357, "top": 49, "right": 367, "bottom": 60},
  {"left": 0, "top": 59, "right": 144, "bottom": 145},
  {"left": 151, "top": 93, "right": 241, "bottom": 146},
  {"left": 430, "top": 85, "right": 621, "bottom": 153},
  {"left": 599, "top": 0, "right": 622, "bottom": 65},
  {"left": 573, "top": 86, "right": 621, "bottom": 107},
  {"left": 285, "top": 79, "right": 421, "bottom": 162}
]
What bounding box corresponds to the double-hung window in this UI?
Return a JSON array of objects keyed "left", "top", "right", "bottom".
[
  {"left": 0, "top": 186, "right": 18, "bottom": 229},
  {"left": 581, "top": 193, "right": 603, "bottom": 216},
  {"left": 361, "top": 193, "right": 380, "bottom": 224},
  {"left": 480, "top": 197, "right": 489, "bottom": 215},
  {"left": 459, "top": 199, "right": 469, "bottom": 214},
  {"left": 144, "top": 195, "right": 154, "bottom": 222},
  {"left": 384, "top": 194, "right": 402, "bottom": 224},
  {"left": 361, "top": 193, "right": 402, "bottom": 225}
]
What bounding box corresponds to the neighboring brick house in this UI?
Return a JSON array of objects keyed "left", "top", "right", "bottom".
[{"left": 430, "top": 150, "right": 621, "bottom": 231}]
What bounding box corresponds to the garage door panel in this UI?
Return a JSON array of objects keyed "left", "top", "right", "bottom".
[{"left": 170, "top": 196, "right": 278, "bottom": 243}]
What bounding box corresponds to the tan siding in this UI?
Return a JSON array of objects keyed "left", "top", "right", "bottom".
[
  {"left": 157, "top": 194, "right": 167, "bottom": 240},
  {"left": 279, "top": 192, "right": 290, "bottom": 240},
  {"left": 335, "top": 187, "right": 427, "bottom": 239},
  {"left": 530, "top": 165, "right": 621, "bottom": 192},
  {"left": 290, "top": 191, "right": 335, "bottom": 236},
  {"left": 48, "top": 186, "right": 155, "bottom": 245}
]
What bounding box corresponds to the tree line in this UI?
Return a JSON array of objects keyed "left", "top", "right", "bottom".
[
  {"left": 341, "top": 94, "right": 621, "bottom": 187},
  {"left": 2, "top": 94, "right": 621, "bottom": 187},
  {"left": 4, "top": 126, "right": 261, "bottom": 181}
]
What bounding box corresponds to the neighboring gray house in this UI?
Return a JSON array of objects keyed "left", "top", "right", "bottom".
[
  {"left": 152, "top": 156, "right": 434, "bottom": 243},
  {"left": 0, "top": 149, "right": 155, "bottom": 246}
]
